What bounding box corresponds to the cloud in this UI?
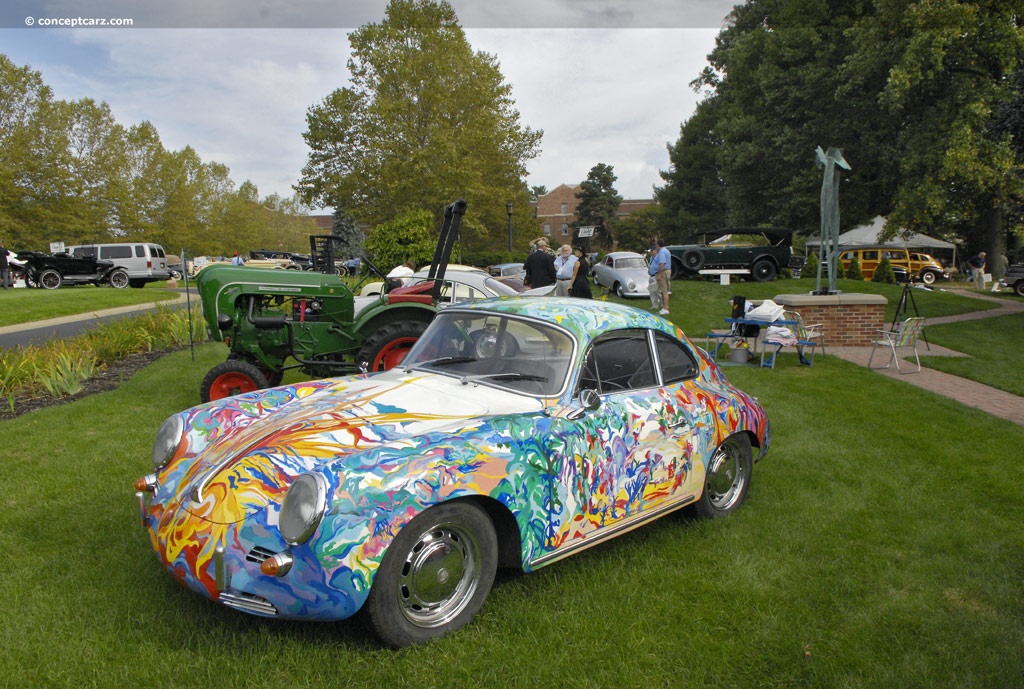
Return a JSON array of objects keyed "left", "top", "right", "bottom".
[
  {"left": 5, "top": 0, "right": 734, "bottom": 28},
  {"left": 1, "top": 24, "right": 718, "bottom": 201}
]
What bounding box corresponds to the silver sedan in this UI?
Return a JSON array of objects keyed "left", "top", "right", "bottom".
[{"left": 592, "top": 251, "right": 653, "bottom": 299}]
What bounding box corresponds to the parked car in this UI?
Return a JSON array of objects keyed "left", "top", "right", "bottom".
[
  {"left": 488, "top": 262, "right": 525, "bottom": 280},
  {"left": 838, "top": 247, "right": 948, "bottom": 285},
  {"left": 134, "top": 297, "right": 770, "bottom": 647},
  {"left": 592, "top": 251, "right": 652, "bottom": 298},
  {"left": 67, "top": 242, "right": 171, "bottom": 288},
  {"left": 19, "top": 251, "right": 122, "bottom": 289},
  {"left": 250, "top": 249, "right": 312, "bottom": 270},
  {"left": 359, "top": 265, "right": 551, "bottom": 302},
  {"left": 999, "top": 264, "right": 1024, "bottom": 296},
  {"left": 667, "top": 227, "right": 795, "bottom": 282}
]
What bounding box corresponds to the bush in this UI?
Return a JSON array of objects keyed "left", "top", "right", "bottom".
[
  {"left": 1, "top": 306, "right": 205, "bottom": 411},
  {"left": 846, "top": 254, "right": 863, "bottom": 280},
  {"left": 872, "top": 256, "right": 897, "bottom": 283}
]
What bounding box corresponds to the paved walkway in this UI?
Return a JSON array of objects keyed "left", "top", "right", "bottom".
[{"left": 829, "top": 288, "right": 1024, "bottom": 426}]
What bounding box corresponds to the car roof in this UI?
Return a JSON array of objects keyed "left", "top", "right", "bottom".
[
  {"left": 449, "top": 297, "right": 682, "bottom": 343},
  {"left": 605, "top": 251, "right": 646, "bottom": 260}
]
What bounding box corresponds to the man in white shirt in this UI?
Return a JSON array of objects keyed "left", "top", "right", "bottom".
[{"left": 553, "top": 244, "right": 577, "bottom": 296}]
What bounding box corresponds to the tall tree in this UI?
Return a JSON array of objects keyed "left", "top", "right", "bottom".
[
  {"left": 656, "top": 96, "right": 728, "bottom": 240},
  {"left": 844, "top": 0, "right": 1024, "bottom": 264},
  {"left": 658, "top": 0, "right": 1023, "bottom": 256},
  {"left": 574, "top": 163, "right": 623, "bottom": 249},
  {"left": 297, "top": 0, "right": 542, "bottom": 250},
  {"left": 330, "top": 207, "right": 364, "bottom": 260}
]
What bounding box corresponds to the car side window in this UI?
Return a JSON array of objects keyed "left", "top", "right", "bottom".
[
  {"left": 578, "top": 331, "right": 655, "bottom": 394},
  {"left": 654, "top": 332, "right": 698, "bottom": 384}
]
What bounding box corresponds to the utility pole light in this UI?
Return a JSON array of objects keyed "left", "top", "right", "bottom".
[{"left": 505, "top": 202, "right": 514, "bottom": 253}]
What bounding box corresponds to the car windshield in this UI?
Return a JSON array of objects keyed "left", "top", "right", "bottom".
[
  {"left": 402, "top": 311, "right": 574, "bottom": 397},
  {"left": 615, "top": 257, "right": 647, "bottom": 270}
]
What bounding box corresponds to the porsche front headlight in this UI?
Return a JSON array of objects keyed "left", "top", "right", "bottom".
[
  {"left": 280, "top": 473, "right": 328, "bottom": 545},
  {"left": 152, "top": 414, "right": 184, "bottom": 469}
]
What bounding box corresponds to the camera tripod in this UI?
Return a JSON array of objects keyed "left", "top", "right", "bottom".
[{"left": 891, "top": 283, "right": 930, "bottom": 350}]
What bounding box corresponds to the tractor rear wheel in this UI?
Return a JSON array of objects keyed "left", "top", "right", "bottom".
[
  {"left": 200, "top": 360, "right": 269, "bottom": 403},
  {"left": 356, "top": 320, "right": 428, "bottom": 373}
]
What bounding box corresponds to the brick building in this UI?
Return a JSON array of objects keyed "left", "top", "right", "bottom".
[{"left": 533, "top": 184, "right": 654, "bottom": 243}]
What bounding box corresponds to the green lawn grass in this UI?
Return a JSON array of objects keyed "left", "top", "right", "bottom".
[
  {"left": 918, "top": 312, "right": 1024, "bottom": 395},
  {"left": 1, "top": 341, "right": 1022, "bottom": 688},
  {"left": 0, "top": 284, "right": 180, "bottom": 326}
]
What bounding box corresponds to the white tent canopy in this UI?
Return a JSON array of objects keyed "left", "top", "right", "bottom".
[{"left": 806, "top": 216, "right": 957, "bottom": 251}]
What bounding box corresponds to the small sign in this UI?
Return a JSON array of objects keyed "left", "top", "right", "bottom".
[
  {"left": 578, "top": 226, "right": 595, "bottom": 238},
  {"left": 50, "top": 241, "right": 65, "bottom": 254}
]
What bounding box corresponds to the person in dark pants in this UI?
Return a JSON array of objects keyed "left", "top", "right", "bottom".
[
  {"left": 0, "top": 241, "right": 10, "bottom": 289},
  {"left": 523, "top": 238, "right": 556, "bottom": 289},
  {"left": 968, "top": 251, "right": 987, "bottom": 290},
  {"left": 569, "top": 246, "right": 593, "bottom": 299}
]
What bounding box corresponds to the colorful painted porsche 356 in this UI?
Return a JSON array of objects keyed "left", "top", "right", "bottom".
[{"left": 135, "top": 298, "right": 770, "bottom": 647}]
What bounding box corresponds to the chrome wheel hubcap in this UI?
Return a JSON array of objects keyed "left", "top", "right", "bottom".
[
  {"left": 706, "top": 444, "right": 745, "bottom": 511},
  {"left": 397, "top": 522, "right": 479, "bottom": 628}
]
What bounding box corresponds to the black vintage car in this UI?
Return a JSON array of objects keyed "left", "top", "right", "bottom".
[
  {"left": 20, "top": 251, "right": 126, "bottom": 289},
  {"left": 667, "top": 227, "right": 797, "bottom": 282},
  {"left": 999, "top": 264, "right": 1024, "bottom": 297}
]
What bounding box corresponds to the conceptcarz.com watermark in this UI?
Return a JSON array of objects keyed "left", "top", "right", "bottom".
[{"left": 25, "top": 15, "right": 134, "bottom": 27}]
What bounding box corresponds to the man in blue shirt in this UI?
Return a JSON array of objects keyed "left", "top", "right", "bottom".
[{"left": 648, "top": 239, "right": 672, "bottom": 315}]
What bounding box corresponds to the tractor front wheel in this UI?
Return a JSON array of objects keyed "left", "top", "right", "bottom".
[
  {"left": 200, "top": 360, "right": 269, "bottom": 403},
  {"left": 356, "top": 320, "right": 428, "bottom": 373}
]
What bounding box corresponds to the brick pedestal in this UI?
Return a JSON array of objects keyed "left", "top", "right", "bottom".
[{"left": 774, "top": 293, "right": 887, "bottom": 347}]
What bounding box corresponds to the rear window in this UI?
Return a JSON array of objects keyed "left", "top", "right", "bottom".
[{"left": 150, "top": 245, "right": 165, "bottom": 258}]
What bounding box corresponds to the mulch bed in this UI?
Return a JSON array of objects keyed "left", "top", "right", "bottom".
[{"left": 0, "top": 348, "right": 178, "bottom": 421}]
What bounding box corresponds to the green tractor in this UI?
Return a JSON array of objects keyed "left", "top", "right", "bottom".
[{"left": 195, "top": 200, "right": 465, "bottom": 402}]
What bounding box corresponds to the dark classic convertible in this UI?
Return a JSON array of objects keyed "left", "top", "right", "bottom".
[
  {"left": 19, "top": 251, "right": 126, "bottom": 289},
  {"left": 667, "top": 227, "right": 797, "bottom": 282}
]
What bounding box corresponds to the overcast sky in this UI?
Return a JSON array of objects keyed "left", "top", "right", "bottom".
[{"left": 1, "top": 0, "right": 735, "bottom": 203}]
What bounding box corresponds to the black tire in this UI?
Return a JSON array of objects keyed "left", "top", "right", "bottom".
[
  {"left": 39, "top": 269, "right": 62, "bottom": 290},
  {"left": 362, "top": 501, "right": 498, "bottom": 648},
  {"left": 227, "top": 353, "right": 285, "bottom": 388},
  {"left": 615, "top": 282, "right": 627, "bottom": 299},
  {"left": 682, "top": 250, "right": 705, "bottom": 271},
  {"left": 691, "top": 433, "right": 753, "bottom": 519},
  {"left": 1015, "top": 281, "right": 1024, "bottom": 298},
  {"left": 750, "top": 260, "right": 777, "bottom": 282},
  {"left": 108, "top": 269, "right": 129, "bottom": 289},
  {"left": 262, "top": 369, "right": 285, "bottom": 387},
  {"left": 356, "top": 320, "right": 428, "bottom": 372},
  {"left": 199, "top": 359, "right": 269, "bottom": 403}
]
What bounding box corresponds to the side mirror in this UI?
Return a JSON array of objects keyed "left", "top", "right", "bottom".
[
  {"left": 566, "top": 388, "right": 601, "bottom": 421},
  {"left": 579, "top": 388, "right": 601, "bottom": 411}
]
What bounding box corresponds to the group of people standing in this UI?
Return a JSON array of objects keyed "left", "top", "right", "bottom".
[
  {"left": 523, "top": 236, "right": 672, "bottom": 316},
  {"left": 523, "top": 237, "right": 592, "bottom": 298}
]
